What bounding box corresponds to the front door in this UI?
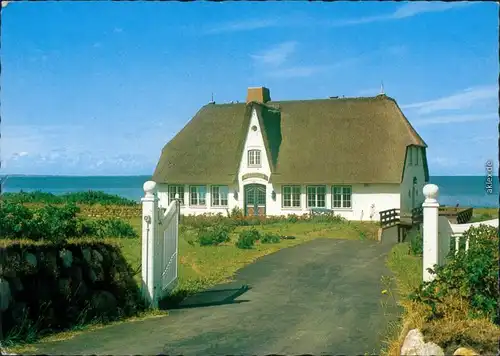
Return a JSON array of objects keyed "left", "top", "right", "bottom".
[{"left": 244, "top": 184, "right": 266, "bottom": 216}]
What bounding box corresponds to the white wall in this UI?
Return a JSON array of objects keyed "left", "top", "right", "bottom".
[
  {"left": 401, "top": 146, "right": 427, "bottom": 214},
  {"left": 236, "top": 108, "right": 275, "bottom": 214},
  {"left": 272, "top": 183, "right": 400, "bottom": 221}
]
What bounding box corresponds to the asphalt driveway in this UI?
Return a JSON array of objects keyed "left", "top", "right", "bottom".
[{"left": 33, "top": 238, "right": 400, "bottom": 355}]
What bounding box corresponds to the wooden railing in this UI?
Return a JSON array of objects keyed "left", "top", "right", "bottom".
[
  {"left": 438, "top": 206, "right": 474, "bottom": 224},
  {"left": 379, "top": 208, "right": 400, "bottom": 228},
  {"left": 411, "top": 206, "right": 423, "bottom": 225}
]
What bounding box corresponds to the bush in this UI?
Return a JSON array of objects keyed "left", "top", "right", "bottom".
[
  {"left": 410, "top": 225, "right": 499, "bottom": 323},
  {"left": 89, "top": 218, "right": 138, "bottom": 239},
  {"left": 408, "top": 230, "right": 423, "bottom": 256},
  {"left": 0, "top": 201, "right": 137, "bottom": 240},
  {"left": 0, "top": 202, "right": 80, "bottom": 242},
  {"left": 196, "top": 225, "right": 231, "bottom": 246},
  {"left": 2, "top": 190, "right": 137, "bottom": 206},
  {"left": 261, "top": 232, "right": 281, "bottom": 244},
  {"left": 236, "top": 228, "right": 261, "bottom": 249}
]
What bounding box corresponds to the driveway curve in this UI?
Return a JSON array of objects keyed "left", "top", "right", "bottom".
[{"left": 34, "top": 238, "right": 400, "bottom": 355}]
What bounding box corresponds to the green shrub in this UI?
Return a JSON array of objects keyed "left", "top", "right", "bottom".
[
  {"left": 2, "top": 190, "right": 137, "bottom": 206},
  {"left": 196, "top": 225, "right": 231, "bottom": 246},
  {"left": 236, "top": 228, "right": 261, "bottom": 249},
  {"left": 0, "top": 201, "right": 136, "bottom": 240},
  {"left": 287, "top": 214, "right": 299, "bottom": 223},
  {"left": 261, "top": 232, "right": 281, "bottom": 244},
  {"left": 410, "top": 225, "right": 499, "bottom": 323},
  {"left": 408, "top": 230, "right": 423, "bottom": 256}
]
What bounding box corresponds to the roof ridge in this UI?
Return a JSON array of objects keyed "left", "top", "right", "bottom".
[{"left": 270, "top": 95, "right": 392, "bottom": 104}]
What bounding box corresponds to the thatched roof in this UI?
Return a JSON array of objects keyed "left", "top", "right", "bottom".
[{"left": 152, "top": 94, "right": 427, "bottom": 185}]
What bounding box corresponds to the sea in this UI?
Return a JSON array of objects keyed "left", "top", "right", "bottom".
[{"left": 1, "top": 175, "right": 499, "bottom": 208}]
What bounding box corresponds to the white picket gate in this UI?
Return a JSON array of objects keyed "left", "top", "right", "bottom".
[
  {"left": 141, "top": 181, "right": 179, "bottom": 308},
  {"left": 422, "top": 184, "right": 498, "bottom": 282}
]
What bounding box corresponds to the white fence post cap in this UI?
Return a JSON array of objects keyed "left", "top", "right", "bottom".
[
  {"left": 143, "top": 181, "right": 157, "bottom": 198},
  {"left": 423, "top": 184, "right": 439, "bottom": 202}
]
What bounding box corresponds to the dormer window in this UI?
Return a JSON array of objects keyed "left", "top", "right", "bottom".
[
  {"left": 248, "top": 149, "right": 261, "bottom": 167},
  {"left": 408, "top": 147, "right": 413, "bottom": 165}
]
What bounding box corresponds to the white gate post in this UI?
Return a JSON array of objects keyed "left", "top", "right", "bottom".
[
  {"left": 141, "top": 181, "right": 158, "bottom": 308},
  {"left": 422, "top": 184, "right": 439, "bottom": 283}
]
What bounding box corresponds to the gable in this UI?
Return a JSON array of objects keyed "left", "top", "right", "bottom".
[{"left": 237, "top": 108, "right": 272, "bottom": 178}]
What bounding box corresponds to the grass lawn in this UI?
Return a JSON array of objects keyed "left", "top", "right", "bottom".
[
  {"left": 119, "top": 217, "right": 379, "bottom": 291},
  {"left": 469, "top": 207, "right": 498, "bottom": 223}
]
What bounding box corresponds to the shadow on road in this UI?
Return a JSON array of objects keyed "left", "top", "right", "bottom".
[{"left": 159, "top": 285, "right": 251, "bottom": 310}]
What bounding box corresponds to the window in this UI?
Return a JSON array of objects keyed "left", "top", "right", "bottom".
[
  {"left": 168, "top": 185, "right": 184, "bottom": 205},
  {"left": 189, "top": 185, "right": 206, "bottom": 206},
  {"left": 248, "top": 149, "right": 261, "bottom": 167},
  {"left": 332, "top": 186, "right": 352, "bottom": 209},
  {"left": 307, "top": 186, "right": 326, "bottom": 208},
  {"left": 282, "top": 185, "right": 301, "bottom": 208},
  {"left": 415, "top": 148, "right": 419, "bottom": 165},
  {"left": 211, "top": 185, "right": 229, "bottom": 207},
  {"left": 408, "top": 147, "right": 413, "bottom": 165}
]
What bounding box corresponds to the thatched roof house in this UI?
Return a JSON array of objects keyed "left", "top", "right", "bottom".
[{"left": 153, "top": 87, "right": 429, "bottom": 220}]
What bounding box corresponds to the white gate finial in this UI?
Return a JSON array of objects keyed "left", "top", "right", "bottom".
[
  {"left": 143, "top": 181, "right": 157, "bottom": 198},
  {"left": 423, "top": 184, "right": 439, "bottom": 203}
]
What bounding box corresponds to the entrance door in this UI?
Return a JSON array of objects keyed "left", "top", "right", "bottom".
[{"left": 244, "top": 184, "right": 266, "bottom": 216}]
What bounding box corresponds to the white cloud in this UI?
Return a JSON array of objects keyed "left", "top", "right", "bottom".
[
  {"left": 251, "top": 41, "right": 298, "bottom": 66},
  {"left": 413, "top": 113, "right": 498, "bottom": 126},
  {"left": 401, "top": 85, "right": 498, "bottom": 115},
  {"left": 204, "top": 2, "right": 474, "bottom": 34},
  {"left": 268, "top": 65, "right": 328, "bottom": 78},
  {"left": 113, "top": 27, "right": 123, "bottom": 33},
  {"left": 206, "top": 19, "right": 279, "bottom": 34},
  {"left": 391, "top": 2, "right": 472, "bottom": 19}
]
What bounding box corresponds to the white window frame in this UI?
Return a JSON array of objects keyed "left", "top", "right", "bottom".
[
  {"left": 248, "top": 149, "right": 262, "bottom": 167},
  {"left": 332, "top": 185, "right": 352, "bottom": 209},
  {"left": 282, "top": 185, "right": 301, "bottom": 208},
  {"left": 189, "top": 185, "right": 207, "bottom": 207},
  {"left": 168, "top": 185, "right": 184, "bottom": 205},
  {"left": 211, "top": 185, "right": 229, "bottom": 207},
  {"left": 306, "top": 186, "right": 326, "bottom": 208}
]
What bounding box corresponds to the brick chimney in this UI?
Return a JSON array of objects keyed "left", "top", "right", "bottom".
[{"left": 246, "top": 87, "right": 271, "bottom": 103}]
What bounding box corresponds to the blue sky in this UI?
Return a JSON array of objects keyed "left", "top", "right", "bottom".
[{"left": 1, "top": 1, "right": 498, "bottom": 176}]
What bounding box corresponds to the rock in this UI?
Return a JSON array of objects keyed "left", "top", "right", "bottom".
[
  {"left": 401, "top": 329, "right": 444, "bottom": 356},
  {"left": 0, "top": 278, "right": 12, "bottom": 312},
  {"left": 91, "top": 290, "right": 117, "bottom": 314},
  {"left": 73, "top": 281, "right": 89, "bottom": 299},
  {"left": 69, "top": 266, "right": 83, "bottom": 282},
  {"left": 58, "top": 278, "right": 71, "bottom": 296},
  {"left": 25, "top": 253, "right": 38, "bottom": 268},
  {"left": 82, "top": 248, "right": 92, "bottom": 264},
  {"left": 59, "top": 249, "right": 73, "bottom": 268},
  {"left": 92, "top": 249, "right": 104, "bottom": 263},
  {"left": 9, "top": 302, "right": 27, "bottom": 325},
  {"left": 10, "top": 277, "right": 23, "bottom": 292},
  {"left": 40, "top": 251, "right": 58, "bottom": 276},
  {"left": 88, "top": 269, "right": 97, "bottom": 283},
  {"left": 454, "top": 347, "right": 479, "bottom": 356}
]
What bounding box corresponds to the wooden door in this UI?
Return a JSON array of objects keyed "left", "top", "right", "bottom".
[{"left": 244, "top": 184, "right": 266, "bottom": 216}]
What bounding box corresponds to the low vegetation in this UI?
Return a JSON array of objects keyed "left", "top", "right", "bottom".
[
  {"left": 0, "top": 201, "right": 138, "bottom": 241},
  {"left": 385, "top": 225, "right": 499, "bottom": 355},
  {"left": 2, "top": 190, "right": 138, "bottom": 206}
]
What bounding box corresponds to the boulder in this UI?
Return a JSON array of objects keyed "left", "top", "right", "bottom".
[
  {"left": 59, "top": 249, "right": 73, "bottom": 268},
  {"left": 0, "top": 278, "right": 12, "bottom": 312},
  {"left": 91, "top": 290, "right": 117, "bottom": 315},
  {"left": 92, "top": 249, "right": 104, "bottom": 263},
  {"left": 401, "top": 329, "right": 444, "bottom": 356},
  {"left": 24, "top": 253, "right": 38, "bottom": 268},
  {"left": 58, "top": 278, "right": 71, "bottom": 296},
  {"left": 82, "top": 248, "right": 92, "bottom": 264},
  {"left": 453, "top": 347, "right": 479, "bottom": 356}
]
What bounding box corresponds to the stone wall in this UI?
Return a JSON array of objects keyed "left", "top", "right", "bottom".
[{"left": 0, "top": 241, "right": 143, "bottom": 340}]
